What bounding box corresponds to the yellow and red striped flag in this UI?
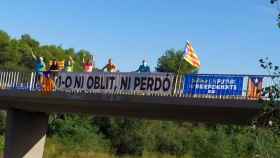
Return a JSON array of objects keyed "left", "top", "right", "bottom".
[
  {"left": 247, "top": 77, "right": 263, "bottom": 99},
  {"left": 183, "top": 42, "right": 201, "bottom": 68}
]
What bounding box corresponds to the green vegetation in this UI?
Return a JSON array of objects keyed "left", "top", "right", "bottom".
[
  {"left": 270, "top": 0, "right": 280, "bottom": 28},
  {"left": 0, "top": 29, "right": 280, "bottom": 158},
  {"left": 0, "top": 30, "right": 92, "bottom": 71},
  {"left": 6, "top": 121, "right": 280, "bottom": 158},
  {"left": 156, "top": 49, "right": 198, "bottom": 74}
]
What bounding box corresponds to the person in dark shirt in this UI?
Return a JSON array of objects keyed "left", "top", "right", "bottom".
[
  {"left": 49, "top": 60, "right": 59, "bottom": 71},
  {"left": 136, "top": 60, "right": 150, "bottom": 73},
  {"left": 49, "top": 60, "right": 59, "bottom": 80}
]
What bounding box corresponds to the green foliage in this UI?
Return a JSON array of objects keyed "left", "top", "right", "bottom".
[
  {"left": 0, "top": 29, "right": 92, "bottom": 71},
  {"left": 254, "top": 58, "right": 280, "bottom": 134},
  {"left": 0, "top": 111, "right": 6, "bottom": 135},
  {"left": 190, "top": 126, "right": 280, "bottom": 158},
  {"left": 143, "top": 121, "right": 190, "bottom": 156},
  {"left": 0, "top": 31, "right": 11, "bottom": 67},
  {"left": 0, "top": 30, "right": 10, "bottom": 50},
  {"left": 156, "top": 49, "right": 198, "bottom": 74},
  {"left": 270, "top": 0, "right": 280, "bottom": 28},
  {"left": 253, "top": 129, "right": 280, "bottom": 158},
  {"left": 93, "top": 117, "right": 145, "bottom": 156},
  {"left": 48, "top": 114, "right": 110, "bottom": 152}
]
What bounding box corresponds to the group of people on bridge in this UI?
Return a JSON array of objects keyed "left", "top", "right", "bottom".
[{"left": 31, "top": 52, "right": 151, "bottom": 93}]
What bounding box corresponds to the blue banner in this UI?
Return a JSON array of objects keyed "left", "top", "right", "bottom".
[
  {"left": 10, "top": 83, "right": 41, "bottom": 91},
  {"left": 183, "top": 75, "right": 244, "bottom": 96}
]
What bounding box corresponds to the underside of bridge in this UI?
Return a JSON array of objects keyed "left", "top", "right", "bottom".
[
  {"left": 0, "top": 91, "right": 262, "bottom": 124},
  {"left": 0, "top": 91, "right": 263, "bottom": 158}
]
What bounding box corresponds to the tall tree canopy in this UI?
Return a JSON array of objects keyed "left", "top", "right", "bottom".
[
  {"left": 270, "top": 0, "right": 280, "bottom": 28},
  {"left": 0, "top": 30, "right": 92, "bottom": 71},
  {"left": 156, "top": 49, "right": 198, "bottom": 74}
]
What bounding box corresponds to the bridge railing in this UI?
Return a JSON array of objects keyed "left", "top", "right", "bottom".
[
  {"left": 0, "top": 71, "right": 278, "bottom": 100},
  {"left": 178, "top": 74, "right": 276, "bottom": 100},
  {"left": 0, "top": 71, "right": 35, "bottom": 91}
]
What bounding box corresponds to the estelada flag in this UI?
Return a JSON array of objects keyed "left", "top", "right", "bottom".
[
  {"left": 247, "top": 77, "right": 263, "bottom": 99},
  {"left": 183, "top": 42, "right": 201, "bottom": 68},
  {"left": 48, "top": 60, "right": 65, "bottom": 70},
  {"left": 58, "top": 61, "right": 64, "bottom": 70}
]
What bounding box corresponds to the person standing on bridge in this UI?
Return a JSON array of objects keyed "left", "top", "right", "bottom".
[
  {"left": 136, "top": 60, "right": 150, "bottom": 73},
  {"left": 31, "top": 50, "right": 46, "bottom": 86},
  {"left": 82, "top": 55, "right": 94, "bottom": 73},
  {"left": 49, "top": 59, "right": 60, "bottom": 80},
  {"left": 49, "top": 60, "right": 59, "bottom": 71},
  {"left": 41, "top": 71, "right": 56, "bottom": 95},
  {"left": 65, "top": 56, "right": 75, "bottom": 72},
  {"left": 102, "top": 58, "right": 117, "bottom": 72}
]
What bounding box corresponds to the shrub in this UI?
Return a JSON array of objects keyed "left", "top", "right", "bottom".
[
  {"left": 48, "top": 114, "right": 110, "bottom": 152},
  {"left": 93, "top": 117, "right": 145, "bottom": 156}
]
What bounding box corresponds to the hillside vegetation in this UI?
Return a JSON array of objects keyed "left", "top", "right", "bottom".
[{"left": 0, "top": 30, "right": 280, "bottom": 158}]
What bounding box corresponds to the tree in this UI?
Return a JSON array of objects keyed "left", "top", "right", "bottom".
[
  {"left": 156, "top": 49, "right": 198, "bottom": 74},
  {"left": 0, "top": 30, "right": 10, "bottom": 65},
  {"left": 48, "top": 114, "right": 109, "bottom": 152},
  {"left": 93, "top": 117, "right": 145, "bottom": 156},
  {"left": 0, "top": 30, "right": 93, "bottom": 71},
  {"left": 0, "top": 30, "right": 10, "bottom": 50},
  {"left": 270, "top": 0, "right": 280, "bottom": 28},
  {"left": 20, "top": 34, "right": 40, "bottom": 49},
  {"left": 254, "top": 58, "right": 280, "bottom": 135}
]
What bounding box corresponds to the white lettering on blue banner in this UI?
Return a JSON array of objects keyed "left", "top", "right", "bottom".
[{"left": 183, "top": 75, "right": 244, "bottom": 96}]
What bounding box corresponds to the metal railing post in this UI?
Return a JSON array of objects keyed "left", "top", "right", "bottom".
[
  {"left": 29, "top": 72, "right": 34, "bottom": 91},
  {"left": 0, "top": 71, "right": 3, "bottom": 89}
]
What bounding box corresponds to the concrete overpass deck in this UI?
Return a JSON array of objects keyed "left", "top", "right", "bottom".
[{"left": 0, "top": 90, "right": 262, "bottom": 124}]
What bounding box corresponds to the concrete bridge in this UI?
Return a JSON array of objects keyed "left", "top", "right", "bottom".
[{"left": 0, "top": 71, "right": 272, "bottom": 158}]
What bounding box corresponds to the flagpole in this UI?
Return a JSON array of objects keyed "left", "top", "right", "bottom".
[
  {"left": 173, "top": 41, "right": 189, "bottom": 95},
  {"left": 176, "top": 57, "right": 184, "bottom": 75}
]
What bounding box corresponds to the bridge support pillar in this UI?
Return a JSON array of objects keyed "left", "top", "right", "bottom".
[{"left": 4, "top": 109, "right": 49, "bottom": 158}]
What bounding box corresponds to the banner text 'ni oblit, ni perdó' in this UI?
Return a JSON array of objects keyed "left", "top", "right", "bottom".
[{"left": 56, "top": 72, "right": 175, "bottom": 95}]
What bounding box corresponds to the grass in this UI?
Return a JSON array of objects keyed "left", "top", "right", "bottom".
[{"left": 44, "top": 138, "right": 193, "bottom": 158}]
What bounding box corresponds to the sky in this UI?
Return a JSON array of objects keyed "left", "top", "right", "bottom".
[{"left": 0, "top": 0, "right": 279, "bottom": 74}]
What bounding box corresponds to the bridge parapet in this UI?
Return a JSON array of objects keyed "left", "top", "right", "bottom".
[{"left": 0, "top": 71, "right": 278, "bottom": 100}]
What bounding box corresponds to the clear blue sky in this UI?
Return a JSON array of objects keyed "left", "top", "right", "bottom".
[{"left": 0, "top": 0, "right": 279, "bottom": 74}]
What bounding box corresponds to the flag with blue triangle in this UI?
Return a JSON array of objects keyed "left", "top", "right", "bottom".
[{"left": 247, "top": 77, "right": 263, "bottom": 99}]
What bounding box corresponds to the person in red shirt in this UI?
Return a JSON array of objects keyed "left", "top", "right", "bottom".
[{"left": 82, "top": 56, "right": 94, "bottom": 73}]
